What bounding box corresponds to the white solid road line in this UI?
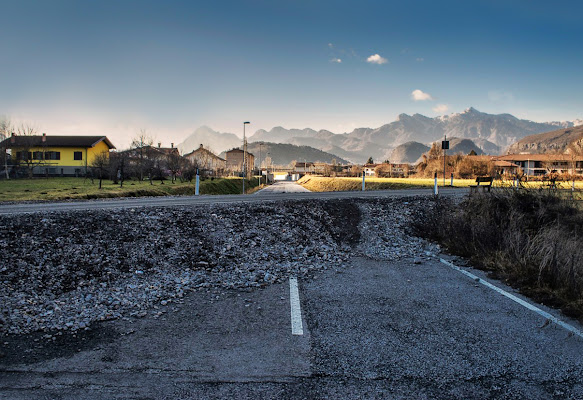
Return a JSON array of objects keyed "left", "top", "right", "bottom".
[
  {"left": 289, "top": 276, "right": 304, "bottom": 336},
  {"left": 440, "top": 258, "right": 583, "bottom": 339}
]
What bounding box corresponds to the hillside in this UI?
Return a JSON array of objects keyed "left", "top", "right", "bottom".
[
  {"left": 390, "top": 142, "right": 430, "bottom": 164},
  {"left": 391, "top": 137, "right": 492, "bottom": 164},
  {"left": 219, "top": 142, "right": 349, "bottom": 167},
  {"left": 506, "top": 125, "right": 583, "bottom": 154},
  {"left": 445, "top": 138, "right": 485, "bottom": 155}
]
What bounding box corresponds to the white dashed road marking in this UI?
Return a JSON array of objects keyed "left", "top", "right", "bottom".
[
  {"left": 289, "top": 276, "right": 304, "bottom": 335},
  {"left": 440, "top": 258, "right": 583, "bottom": 339}
]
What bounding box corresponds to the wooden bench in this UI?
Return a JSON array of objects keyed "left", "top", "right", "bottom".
[{"left": 469, "top": 176, "right": 493, "bottom": 194}]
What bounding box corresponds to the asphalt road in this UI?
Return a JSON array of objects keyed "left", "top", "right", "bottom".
[
  {"left": 255, "top": 181, "right": 312, "bottom": 194},
  {"left": 0, "top": 185, "right": 463, "bottom": 215},
  {"left": 2, "top": 255, "right": 582, "bottom": 399}
]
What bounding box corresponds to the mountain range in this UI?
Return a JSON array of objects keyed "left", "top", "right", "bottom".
[
  {"left": 507, "top": 124, "right": 583, "bottom": 154},
  {"left": 218, "top": 142, "right": 349, "bottom": 167},
  {"left": 178, "top": 109, "right": 582, "bottom": 164}
]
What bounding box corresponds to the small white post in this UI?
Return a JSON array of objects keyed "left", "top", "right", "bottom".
[
  {"left": 195, "top": 170, "right": 200, "bottom": 196},
  {"left": 434, "top": 173, "right": 438, "bottom": 196},
  {"left": 362, "top": 172, "right": 365, "bottom": 191},
  {"left": 450, "top": 173, "right": 454, "bottom": 187}
]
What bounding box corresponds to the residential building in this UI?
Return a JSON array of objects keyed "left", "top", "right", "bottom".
[
  {"left": 363, "top": 163, "right": 379, "bottom": 176},
  {"left": 495, "top": 154, "right": 583, "bottom": 176},
  {"left": 184, "top": 144, "right": 226, "bottom": 175},
  {"left": 1, "top": 133, "right": 115, "bottom": 177},
  {"left": 225, "top": 148, "right": 255, "bottom": 177},
  {"left": 294, "top": 161, "right": 314, "bottom": 173}
]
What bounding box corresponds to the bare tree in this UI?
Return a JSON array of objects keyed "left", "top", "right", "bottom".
[
  {"left": 14, "top": 123, "right": 45, "bottom": 178},
  {"left": 567, "top": 140, "right": 583, "bottom": 187},
  {"left": 131, "top": 129, "right": 154, "bottom": 181},
  {"left": 109, "top": 151, "right": 129, "bottom": 187},
  {"left": 167, "top": 152, "right": 184, "bottom": 183},
  {"left": 90, "top": 151, "right": 110, "bottom": 189},
  {"left": 0, "top": 116, "right": 12, "bottom": 179},
  {"left": 0, "top": 116, "right": 10, "bottom": 141}
]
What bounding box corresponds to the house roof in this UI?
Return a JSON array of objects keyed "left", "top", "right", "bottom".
[
  {"left": 1, "top": 135, "right": 116, "bottom": 149},
  {"left": 226, "top": 148, "right": 254, "bottom": 157},
  {"left": 493, "top": 160, "right": 519, "bottom": 168},
  {"left": 184, "top": 147, "right": 225, "bottom": 161}
]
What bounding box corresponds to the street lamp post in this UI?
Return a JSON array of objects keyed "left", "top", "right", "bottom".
[
  {"left": 258, "top": 142, "right": 263, "bottom": 186},
  {"left": 242, "top": 121, "right": 250, "bottom": 194}
]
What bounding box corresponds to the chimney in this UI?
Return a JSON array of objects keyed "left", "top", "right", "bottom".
[
  {"left": 171, "top": 143, "right": 174, "bottom": 148},
  {"left": 158, "top": 142, "right": 161, "bottom": 148},
  {"left": 42, "top": 133, "right": 46, "bottom": 142},
  {"left": 200, "top": 144, "right": 203, "bottom": 149},
  {"left": 10, "top": 132, "right": 15, "bottom": 144}
]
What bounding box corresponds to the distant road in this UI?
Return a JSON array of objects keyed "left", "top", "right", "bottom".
[
  {"left": 255, "top": 181, "right": 311, "bottom": 194},
  {"left": 0, "top": 186, "right": 465, "bottom": 215}
]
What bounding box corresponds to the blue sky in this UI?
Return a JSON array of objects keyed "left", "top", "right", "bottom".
[{"left": 1, "top": 0, "right": 582, "bottom": 148}]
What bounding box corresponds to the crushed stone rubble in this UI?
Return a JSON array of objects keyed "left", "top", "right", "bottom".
[{"left": 0, "top": 197, "right": 439, "bottom": 335}]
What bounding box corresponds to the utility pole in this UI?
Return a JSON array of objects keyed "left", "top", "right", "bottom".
[{"left": 243, "top": 121, "right": 250, "bottom": 194}]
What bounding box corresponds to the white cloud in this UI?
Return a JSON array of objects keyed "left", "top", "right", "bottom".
[
  {"left": 411, "top": 89, "right": 433, "bottom": 101},
  {"left": 432, "top": 104, "right": 449, "bottom": 113},
  {"left": 330, "top": 58, "right": 342, "bottom": 63},
  {"left": 366, "top": 54, "right": 388, "bottom": 65},
  {"left": 328, "top": 43, "right": 334, "bottom": 49},
  {"left": 416, "top": 57, "right": 424, "bottom": 62}
]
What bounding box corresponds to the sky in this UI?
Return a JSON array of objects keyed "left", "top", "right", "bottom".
[{"left": 1, "top": 0, "right": 582, "bottom": 149}]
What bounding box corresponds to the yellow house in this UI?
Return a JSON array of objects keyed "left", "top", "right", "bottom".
[{"left": 1, "top": 134, "right": 116, "bottom": 177}]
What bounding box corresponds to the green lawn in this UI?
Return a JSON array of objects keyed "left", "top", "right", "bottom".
[{"left": 0, "top": 177, "right": 260, "bottom": 202}]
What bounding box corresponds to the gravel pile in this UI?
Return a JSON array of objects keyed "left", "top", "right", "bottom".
[
  {"left": 358, "top": 198, "right": 441, "bottom": 261},
  {"left": 0, "top": 197, "right": 436, "bottom": 335}
]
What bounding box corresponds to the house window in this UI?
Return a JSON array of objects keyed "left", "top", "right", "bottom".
[
  {"left": 33, "top": 151, "right": 44, "bottom": 160},
  {"left": 74, "top": 151, "right": 83, "bottom": 160},
  {"left": 44, "top": 152, "right": 61, "bottom": 160}
]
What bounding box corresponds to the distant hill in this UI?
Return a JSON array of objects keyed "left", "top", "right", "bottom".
[
  {"left": 177, "top": 126, "right": 240, "bottom": 155},
  {"left": 391, "top": 137, "right": 494, "bottom": 164},
  {"left": 219, "top": 142, "right": 349, "bottom": 167},
  {"left": 472, "top": 138, "right": 501, "bottom": 155},
  {"left": 390, "top": 142, "right": 430, "bottom": 164},
  {"left": 506, "top": 124, "right": 583, "bottom": 154},
  {"left": 445, "top": 138, "right": 485, "bottom": 155}
]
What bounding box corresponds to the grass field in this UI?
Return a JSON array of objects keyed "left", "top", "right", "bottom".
[
  {"left": 297, "top": 175, "right": 583, "bottom": 193},
  {"left": 0, "top": 177, "right": 261, "bottom": 202}
]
